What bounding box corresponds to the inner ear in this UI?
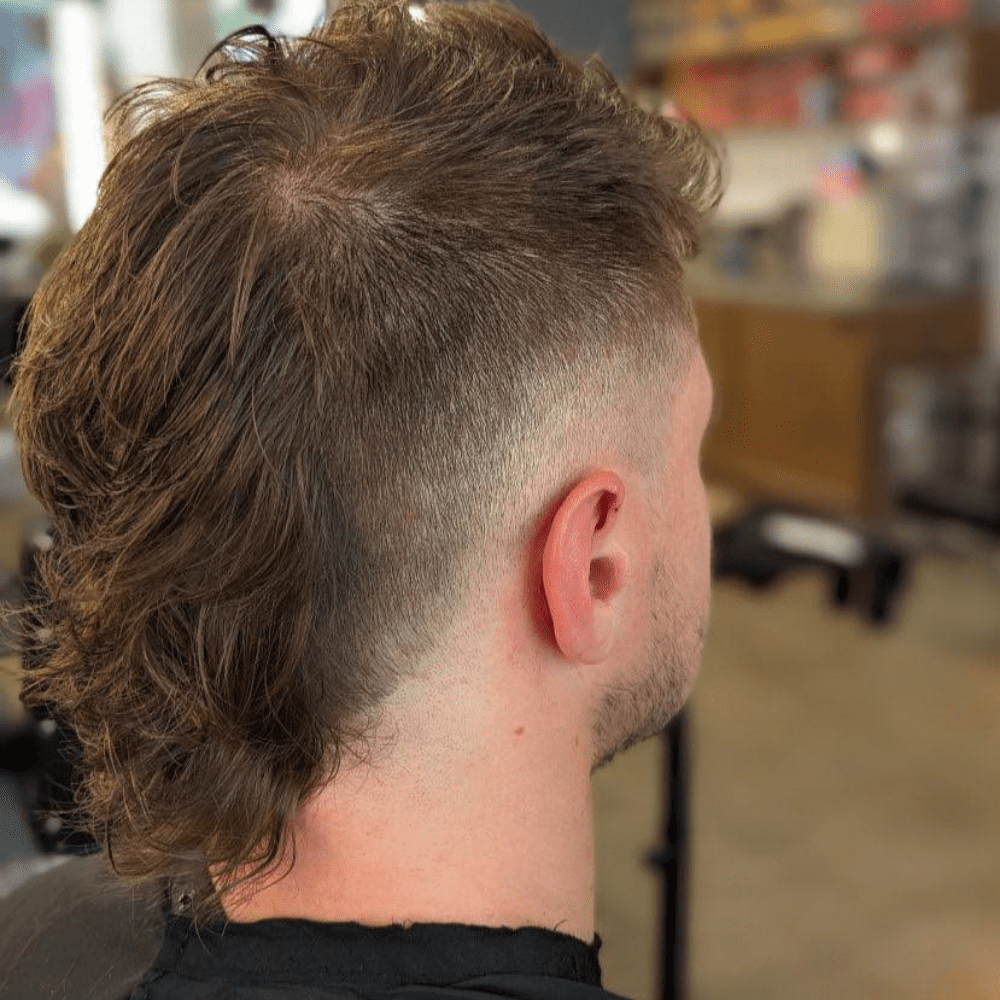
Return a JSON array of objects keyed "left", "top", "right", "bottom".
[
  {"left": 594, "top": 490, "right": 618, "bottom": 534},
  {"left": 589, "top": 556, "right": 618, "bottom": 601}
]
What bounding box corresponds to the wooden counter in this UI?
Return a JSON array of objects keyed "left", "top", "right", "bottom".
[{"left": 692, "top": 281, "right": 985, "bottom": 520}]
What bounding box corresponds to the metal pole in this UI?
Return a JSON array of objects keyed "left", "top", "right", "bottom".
[{"left": 646, "top": 707, "right": 690, "bottom": 1000}]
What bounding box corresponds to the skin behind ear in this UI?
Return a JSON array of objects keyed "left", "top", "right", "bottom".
[{"left": 542, "top": 471, "right": 628, "bottom": 665}]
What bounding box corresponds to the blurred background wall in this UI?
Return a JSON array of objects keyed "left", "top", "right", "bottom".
[{"left": 506, "top": 0, "right": 631, "bottom": 79}]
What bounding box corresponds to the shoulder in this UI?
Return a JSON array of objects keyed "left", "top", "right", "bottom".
[{"left": 0, "top": 852, "right": 165, "bottom": 1000}]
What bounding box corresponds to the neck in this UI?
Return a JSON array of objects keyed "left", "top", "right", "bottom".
[{"left": 216, "top": 676, "right": 598, "bottom": 944}]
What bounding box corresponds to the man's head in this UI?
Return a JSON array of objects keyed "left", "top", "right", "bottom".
[{"left": 11, "top": 0, "right": 720, "bottom": 925}]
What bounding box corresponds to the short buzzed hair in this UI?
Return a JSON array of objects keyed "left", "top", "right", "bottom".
[{"left": 11, "top": 0, "right": 721, "bottom": 926}]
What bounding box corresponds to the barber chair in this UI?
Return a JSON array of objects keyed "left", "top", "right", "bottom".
[
  {"left": 0, "top": 295, "right": 27, "bottom": 385},
  {"left": 0, "top": 236, "right": 34, "bottom": 385},
  {"left": 0, "top": 523, "right": 99, "bottom": 859}
]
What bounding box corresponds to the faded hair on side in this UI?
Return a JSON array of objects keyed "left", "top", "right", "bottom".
[{"left": 9, "top": 0, "right": 721, "bottom": 927}]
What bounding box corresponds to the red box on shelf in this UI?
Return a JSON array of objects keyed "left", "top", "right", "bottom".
[
  {"left": 675, "top": 62, "right": 746, "bottom": 130},
  {"left": 841, "top": 40, "right": 915, "bottom": 80},
  {"left": 912, "top": 0, "right": 967, "bottom": 24},
  {"left": 863, "top": 0, "right": 966, "bottom": 30},
  {"left": 841, "top": 83, "right": 901, "bottom": 120},
  {"left": 861, "top": 0, "right": 909, "bottom": 31}
]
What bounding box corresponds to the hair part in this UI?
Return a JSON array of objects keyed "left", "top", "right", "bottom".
[{"left": 9, "top": 0, "right": 720, "bottom": 927}]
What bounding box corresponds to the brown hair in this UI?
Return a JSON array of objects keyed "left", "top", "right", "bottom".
[{"left": 9, "top": 0, "right": 720, "bottom": 928}]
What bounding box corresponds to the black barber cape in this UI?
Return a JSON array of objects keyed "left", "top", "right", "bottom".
[{"left": 0, "top": 854, "right": 628, "bottom": 1000}]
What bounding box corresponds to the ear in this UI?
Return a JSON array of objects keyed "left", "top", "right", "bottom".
[{"left": 542, "top": 471, "right": 628, "bottom": 665}]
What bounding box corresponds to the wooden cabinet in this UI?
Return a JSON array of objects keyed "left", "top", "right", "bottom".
[{"left": 695, "top": 290, "right": 984, "bottom": 519}]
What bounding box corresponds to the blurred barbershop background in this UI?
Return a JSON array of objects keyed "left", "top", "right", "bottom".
[{"left": 0, "top": 1, "right": 998, "bottom": 998}]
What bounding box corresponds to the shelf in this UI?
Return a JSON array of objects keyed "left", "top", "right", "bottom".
[
  {"left": 701, "top": 119, "right": 965, "bottom": 139},
  {"left": 686, "top": 272, "right": 981, "bottom": 315},
  {"left": 633, "top": 16, "right": 987, "bottom": 71},
  {"left": 678, "top": 9, "right": 858, "bottom": 60},
  {"left": 632, "top": 22, "right": 1000, "bottom": 127}
]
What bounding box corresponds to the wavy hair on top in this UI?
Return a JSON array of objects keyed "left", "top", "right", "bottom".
[{"left": 8, "top": 0, "right": 721, "bottom": 927}]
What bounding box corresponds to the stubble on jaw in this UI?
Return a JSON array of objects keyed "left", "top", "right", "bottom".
[{"left": 589, "top": 556, "right": 705, "bottom": 774}]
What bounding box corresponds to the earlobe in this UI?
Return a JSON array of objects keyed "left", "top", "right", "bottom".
[{"left": 542, "top": 471, "right": 627, "bottom": 665}]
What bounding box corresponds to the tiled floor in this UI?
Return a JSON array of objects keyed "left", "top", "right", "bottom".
[{"left": 1, "top": 463, "right": 998, "bottom": 999}]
